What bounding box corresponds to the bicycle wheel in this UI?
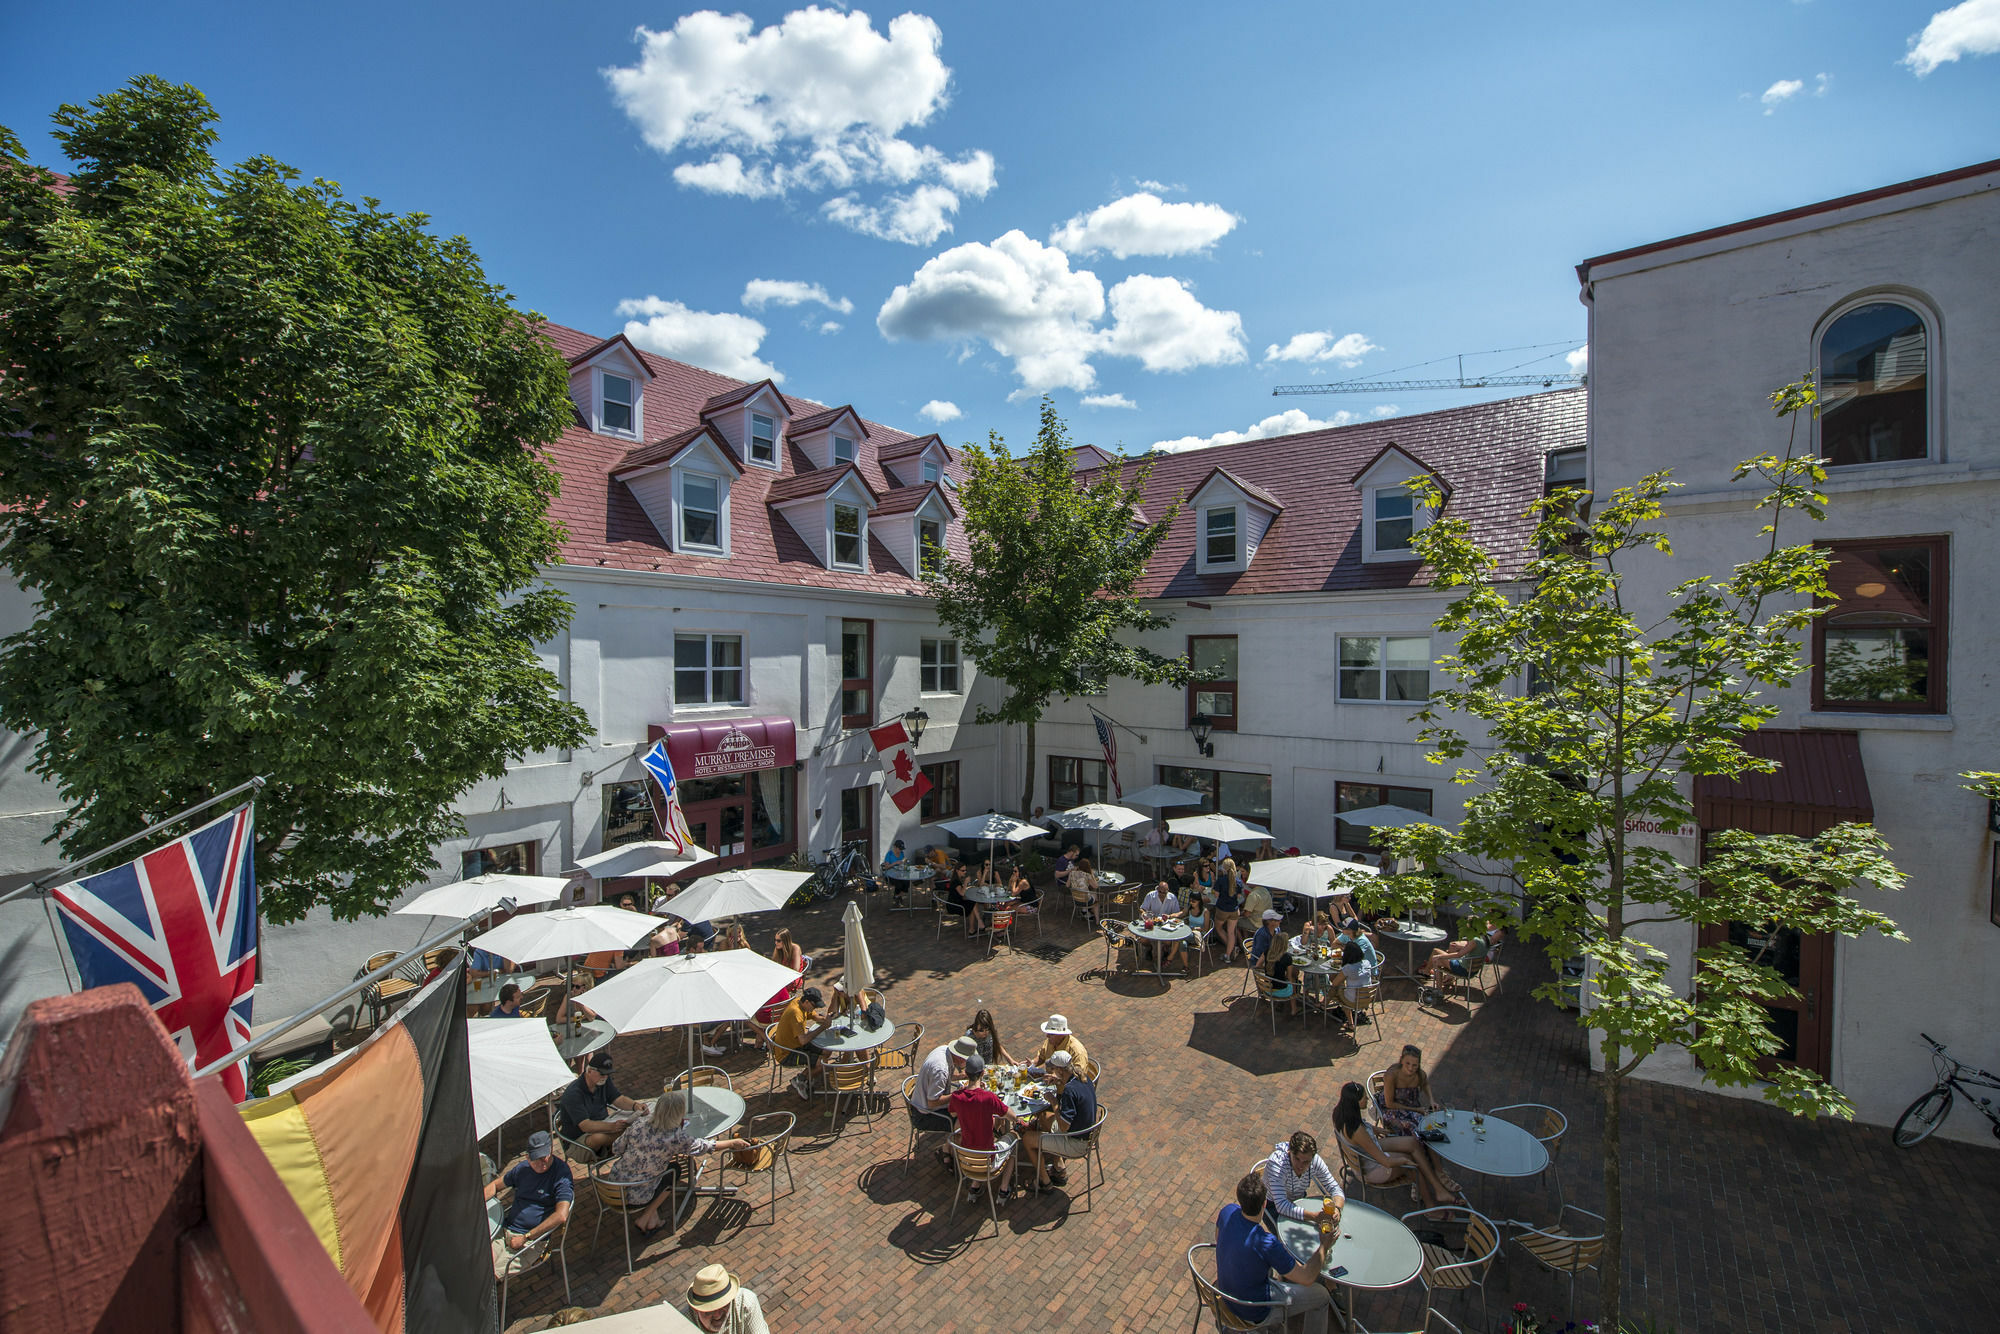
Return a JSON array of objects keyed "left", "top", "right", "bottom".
[{"left": 1892, "top": 1087, "right": 1952, "bottom": 1147}]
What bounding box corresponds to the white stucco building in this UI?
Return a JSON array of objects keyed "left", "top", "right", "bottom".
[{"left": 1578, "top": 157, "right": 2000, "bottom": 1142}]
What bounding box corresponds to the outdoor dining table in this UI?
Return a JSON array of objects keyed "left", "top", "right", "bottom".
[
  {"left": 1378, "top": 920, "right": 1448, "bottom": 982},
  {"left": 810, "top": 1015, "right": 896, "bottom": 1054},
  {"left": 1418, "top": 1108, "right": 1551, "bottom": 1178},
  {"left": 1273, "top": 1198, "right": 1424, "bottom": 1329},
  {"left": 486, "top": 1195, "right": 504, "bottom": 1239},
  {"left": 550, "top": 1017, "right": 616, "bottom": 1063},
  {"left": 988, "top": 1064, "right": 1053, "bottom": 1119},
  {"left": 681, "top": 1085, "right": 750, "bottom": 1197},
  {"left": 961, "top": 883, "right": 1015, "bottom": 906},
  {"left": 883, "top": 862, "right": 935, "bottom": 911},
  {"left": 1125, "top": 920, "right": 1192, "bottom": 979},
  {"left": 466, "top": 971, "right": 537, "bottom": 1009}
]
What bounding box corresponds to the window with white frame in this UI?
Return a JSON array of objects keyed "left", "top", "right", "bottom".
[
  {"left": 601, "top": 373, "right": 635, "bottom": 435},
  {"left": 1338, "top": 635, "right": 1430, "bottom": 701},
  {"left": 750, "top": 413, "right": 777, "bottom": 466},
  {"left": 834, "top": 435, "right": 856, "bottom": 463},
  {"left": 921, "top": 637, "right": 960, "bottom": 693},
  {"left": 680, "top": 474, "right": 721, "bottom": 549},
  {"left": 674, "top": 633, "right": 744, "bottom": 705},
  {"left": 1373, "top": 487, "right": 1415, "bottom": 553},
  {"left": 1816, "top": 300, "right": 1930, "bottom": 467},
  {"left": 1204, "top": 507, "right": 1238, "bottom": 564},
  {"left": 919, "top": 518, "right": 943, "bottom": 577},
  {"left": 923, "top": 460, "right": 941, "bottom": 484},
  {"left": 832, "top": 503, "right": 863, "bottom": 567}
]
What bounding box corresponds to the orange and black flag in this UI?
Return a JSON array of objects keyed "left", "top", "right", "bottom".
[{"left": 241, "top": 961, "right": 493, "bottom": 1332}]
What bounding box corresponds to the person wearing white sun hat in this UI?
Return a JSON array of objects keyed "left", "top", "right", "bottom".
[
  {"left": 686, "top": 1262, "right": 769, "bottom": 1334},
  {"left": 1029, "top": 1013, "right": 1089, "bottom": 1076}
]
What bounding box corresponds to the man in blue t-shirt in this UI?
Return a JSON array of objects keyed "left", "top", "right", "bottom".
[
  {"left": 484, "top": 1131, "right": 574, "bottom": 1274},
  {"left": 1213, "top": 1169, "right": 1334, "bottom": 1333},
  {"left": 1018, "top": 1049, "right": 1098, "bottom": 1192}
]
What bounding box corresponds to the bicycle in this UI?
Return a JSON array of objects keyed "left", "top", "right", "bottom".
[
  {"left": 1891, "top": 1033, "right": 2000, "bottom": 1147},
  {"left": 788, "top": 842, "right": 871, "bottom": 907}
]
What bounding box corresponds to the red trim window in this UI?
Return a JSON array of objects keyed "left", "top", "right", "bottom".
[
  {"left": 1049, "top": 756, "right": 1108, "bottom": 810},
  {"left": 1188, "top": 635, "right": 1239, "bottom": 731},
  {"left": 1813, "top": 538, "right": 1947, "bottom": 713},
  {"left": 920, "top": 761, "right": 961, "bottom": 821},
  {"left": 840, "top": 619, "right": 874, "bottom": 728}
]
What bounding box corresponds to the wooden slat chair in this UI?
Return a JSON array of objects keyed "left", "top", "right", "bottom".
[
  {"left": 360, "top": 951, "right": 421, "bottom": 1027},
  {"left": 1344, "top": 980, "right": 1385, "bottom": 1043},
  {"left": 1401, "top": 1205, "right": 1500, "bottom": 1334},
  {"left": 1511, "top": 1205, "right": 1605, "bottom": 1321},
  {"left": 933, "top": 892, "right": 967, "bottom": 939},
  {"left": 589, "top": 1156, "right": 670, "bottom": 1276},
  {"left": 763, "top": 1025, "right": 813, "bottom": 1097},
  {"left": 1334, "top": 1129, "right": 1417, "bottom": 1209},
  {"left": 494, "top": 1210, "right": 570, "bottom": 1329},
  {"left": 1492, "top": 1102, "right": 1568, "bottom": 1209},
  {"left": 983, "top": 908, "right": 1017, "bottom": 958},
  {"left": 719, "top": 1111, "right": 796, "bottom": 1224},
  {"left": 670, "top": 1065, "right": 734, "bottom": 1092},
  {"left": 1184, "top": 1242, "right": 1288, "bottom": 1331},
  {"left": 824, "top": 1051, "right": 880, "bottom": 1130},
  {"left": 518, "top": 988, "right": 553, "bottom": 1019},
  {"left": 946, "top": 1132, "right": 1014, "bottom": 1238},
  {"left": 873, "top": 1023, "right": 924, "bottom": 1109},
  {"left": 1249, "top": 969, "right": 1293, "bottom": 1035},
  {"left": 899, "top": 1073, "right": 944, "bottom": 1162}
]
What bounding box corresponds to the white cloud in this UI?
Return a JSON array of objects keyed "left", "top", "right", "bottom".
[
  {"left": 1566, "top": 344, "right": 1589, "bottom": 375},
  {"left": 1263, "top": 330, "right": 1378, "bottom": 366},
  {"left": 1372, "top": 404, "right": 1400, "bottom": 418},
  {"left": 876, "top": 231, "right": 1247, "bottom": 393},
  {"left": 819, "top": 320, "right": 843, "bottom": 335},
  {"left": 1761, "top": 78, "right": 1805, "bottom": 113},
  {"left": 1815, "top": 72, "right": 1833, "bottom": 95},
  {"left": 1083, "top": 393, "right": 1138, "bottom": 409},
  {"left": 742, "top": 278, "right": 853, "bottom": 314},
  {"left": 1152, "top": 407, "right": 1362, "bottom": 454},
  {"left": 1049, "top": 192, "right": 1239, "bottom": 259},
  {"left": 1133, "top": 178, "right": 1176, "bottom": 193},
  {"left": 919, "top": 399, "right": 962, "bottom": 423},
  {"left": 1904, "top": 0, "right": 2000, "bottom": 74},
  {"left": 605, "top": 8, "right": 996, "bottom": 243},
  {"left": 616, "top": 296, "right": 782, "bottom": 382}
]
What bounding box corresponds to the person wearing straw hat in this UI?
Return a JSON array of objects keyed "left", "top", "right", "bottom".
[
  {"left": 685, "top": 1263, "right": 769, "bottom": 1334},
  {"left": 1027, "top": 1014, "right": 1088, "bottom": 1076}
]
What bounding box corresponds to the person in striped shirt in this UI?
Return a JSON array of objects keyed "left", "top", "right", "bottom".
[{"left": 1261, "top": 1130, "right": 1346, "bottom": 1223}]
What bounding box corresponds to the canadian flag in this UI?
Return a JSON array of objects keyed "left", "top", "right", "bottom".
[{"left": 868, "top": 721, "right": 933, "bottom": 813}]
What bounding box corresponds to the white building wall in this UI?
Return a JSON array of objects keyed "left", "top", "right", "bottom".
[{"left": 1583, "top": 168, "right": 2000, "bottom": 1143}]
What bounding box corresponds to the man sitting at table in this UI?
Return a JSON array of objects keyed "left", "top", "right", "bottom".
[
  {"left": 488, "top": 983, "right": 526, "bottom": 1019},
  {"left": 1422, "top": 921, "right": 1506, "bottom": 993},
  {"left": 773, "top": 986, "right": 829, "bottom": 1099},
  {"left": 558, "top": 1053, "right": 640, "bottom": 1153},
  {"left": 908, "top": 1036, "right": 976, "bottom": 1166},
  {"left": 1017, "top": 1048, "right": 1097, "bottom": 1191},
  {"left": 1261, "top": 1130, "right": 1345, "bottom": 1222},
  {"left": 1247, "top": 908, "right": 1283, "bottom": 968},
  {"left": 485, "top": 1130, "right": 573, "bottom": 1272},
  {"left": 1214, "top": 1170, "right": 1336, "bottom": 1334},
  {"left": 946, "top": 1054, "right": 1017, "bottom": 1201},
  {"left": 1028, "top": 1014, "right": 1089, "bottom": 1075},
  {"left": 1138, "top": 880, "right": 1187, "bottom": 968}
]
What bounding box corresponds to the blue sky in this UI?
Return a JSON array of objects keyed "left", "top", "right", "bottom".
[{"left": 5, "top": 1, "right": 1997, "bottom": 455}]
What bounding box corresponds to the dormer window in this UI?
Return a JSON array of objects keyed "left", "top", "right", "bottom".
[
  {"left": 750, "top": 413, "right": 777, "bottom": 466},
  {"left": 923, "top": 461, "right": 941, "bottom": 484},
  {"left": 832, "top": 503, "right": 864, "bottom": 568},
  {"left": 1205, "top": 508, "right": 1238, "bottom": 564},
  {"left": 1373, "top": 487, "right": 1415, "bottom": 552},
  {"left": 601, "top": 374, "right": 636, "bottom": 434},
  {"left": 681, "top": 474, "right": 721, "bottom": 549},
  {"left": 834, "top": 435, "right": 856, "bottom": 463},
  {"left": 919, "top": 518, "right": 943, "bottom": 576}
]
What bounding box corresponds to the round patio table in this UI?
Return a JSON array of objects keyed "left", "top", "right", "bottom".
[
  {"left": 1126, "top": 921, "right": 1192, "bottom": 978},
  {"left": 1378, "top": 921, "right": 1447, "bottom": 982},
  {"left": 1417, "top": 1108, "right": 1550, "bottom": 1178},
  {"left": 1097, "top": 870, "right": 1128, "bottom": 889},
  {"left": 486, "top": 1195, "right": 505, "bottom": 1239},
  {"left": 1275, "top": 1198, "right": 1423, "bottom": 1327},
  {"left": 961, "top": 883, "right": 1015, "bottom": 906},
  {"left": 810, "top": 1017, "right": 896, "bottom": 1054},
  {"left": 550, "top": 1018, "right": 616, "bottom": 1063},
  {"left": 467, "top": 971, "right": 537, "bottom": 1009},
  {"left": 989, "top": 1065, "right": 1052, "bottom": 1118}
]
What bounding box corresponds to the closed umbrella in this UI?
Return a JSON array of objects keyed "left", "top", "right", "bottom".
[
  {"left": 395, "top": 873, "right": 569, "bottom": 920},
  {"left": 658, "top": 868, "right": 811, "bottom": 925},
  {"left": 466, "top": 1017, "right": 574, "bottom": 1141},
  {"left": 841, "top": 900, "right": 876, "bottom": 1003},
  {"left": 583, "top": 952, "right": 804, "bottom": 1081},
  {"left": 1167, "top": 813, "right": 1271, "bottom": 845}
]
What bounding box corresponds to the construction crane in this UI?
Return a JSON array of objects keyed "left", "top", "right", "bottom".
[{"left": 1272, "top": 346, "right": 1584, "bottom": 397}]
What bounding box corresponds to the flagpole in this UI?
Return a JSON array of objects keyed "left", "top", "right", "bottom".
[
  {"left": 191, "top": 912, "right": 483, "bottom": 1080},
  {"left": 0, "top": 775, "right": 269, "bottom": 909}
]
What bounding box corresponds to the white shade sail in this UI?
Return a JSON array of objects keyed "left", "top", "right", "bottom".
[
  {"left": 656, "top": 868, "right": 810, "bottom": 924},
  {"left": 582, "top": 952, "right": 804, "bottom": 1034},
  {"left": 1167, "top": 813, "right": 1272, "bottom": 844},
  {"left": 1246, "top": 854, "right": 1378, "bottom": 902},
  {"left": 933, "top": 812, "right": 1046, "bottom": 843},
  {"left": 842, "top": 900, "right": 876, "bottom": 997},
  {"left": 570, "top": 841, "right": 716, "bottom": 881},
  {"left": 1049, "top": 803, "right": 1150, "bottom": 833},
  {"left": 394, "top": 873, "right": 570, "bottom": 920},
  {"left": 1334, "top": 804, "right": 1438, "bottom": 829},
  {"left": 466, "top": 1017, "right": 574, "bottom": 1140},
  {"left": 1121, "top": 783, "right": 1209, "bottom": 810},
  {"left": 468, "top": 905, "right": 661, "bottom": 964}
]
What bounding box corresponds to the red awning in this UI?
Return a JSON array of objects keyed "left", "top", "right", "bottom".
[
  {"left": 1694, "top": 729, "right": 1873, "bottom": 837},
  {"left": 647, "top": 717, "right": 797, "bottom": 779}
]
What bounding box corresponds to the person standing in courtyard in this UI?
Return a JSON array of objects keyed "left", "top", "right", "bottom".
[
  {"left": 685, "top": 1264, "right": 770, "bottom": 1334},
  {"left": 1213, "top": 1170, "right": 1336, "bottom": 1334}
]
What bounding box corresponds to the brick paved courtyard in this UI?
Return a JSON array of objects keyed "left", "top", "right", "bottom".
[{"left": 495, "top": 893, "right": 2000, "bottom": 1333}]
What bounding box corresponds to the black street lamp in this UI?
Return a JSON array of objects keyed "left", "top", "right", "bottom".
[
  {"left": 903, "top": 707, "right": 931, "bottom": 748},
  {"left": 1188, "top": 712, "right": 1215, "bottom": 759}
]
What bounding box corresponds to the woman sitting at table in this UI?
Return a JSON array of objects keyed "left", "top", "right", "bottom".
[
  {"left": 964, "top": 1007, "right": 1015, "bottom": 1065},
  {"left": 1184, "top": 892, "right": 1212, "bottom": 958},
  {"left": 1380, "top": 1044, "right": 1443, "bottom": 1135},
  {"left": 1331, "top": 1081, "right": 1458, "bottom": 1209},
  {"left": 1007, "top": 864, "right": 1039, "bottom": 909},
  {"left": 943, "top": 863, "right": 985, "bottom": 936},
  {"left": 556, "top": 971, "right": 599, "bottom": 1023},
  {"left": 750, "top": 929, "right": 808, "bottom": 1045},
  {"left": 616, "top": 1088, "right": 762, "bottom": 1234},
  {"left": 1261, "top": 921, "right": 1302, "bottom": 1018}
]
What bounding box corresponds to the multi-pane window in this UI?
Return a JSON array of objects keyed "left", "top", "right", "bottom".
[
  {"left": 923, "top": 461, "right": 941, "bottom": 484},
  {"left": 461, "top": 840, "right": 537, "bottom": 878},
  {"left": 1814, "top": 538, "right": 1946, "bottom": 712},
  {"left": 1188, "top": 635, "right": 1239, "bottom": 730},
  {"left": 1205, "top": 508, "right": 1238, "bottom": 564},
  {"left": 1049, "top": 756, "right": 1108, "bottom": 810},
  {"left": 1338, "top": 635, "right": 1430, "bottom": 701},
  {"left": 919, "top": 519, "right": 943, "bottom": 576},
  {"left": 1374, "top": 487, "right": 1415, "bottom": 552},
  {"left": 840, "top": 619, "right": 872, "bottom": 726},
  {"left": 840, "top": 786, "right": 872, "bottom": 856},
  {"left": 1335, "top": 781, "right": 1433, "bottom": 853},
  {"left": 750, "top": 413, "right": 777, "bottom": 465},
  {"left": 921, "top": 637, "right": 960, "bottom": 693},
  {"left": 1156, "top": 764, "right": 1271, "bottom": 827},
  {"left": 602, "top": 780, "right": 657, "bottom": 847},
  {"left": 834, "top": 435, "right": 856, "bottom": 463},
  {"left": 680, "top": 474, "right": 721, "bottom": 549},
  {"left": 832, "top": 503, "right": 863, "bottom": 567},
  {"left": 920, "top": 761, "right": 961, "bottom": 820},
  {"left": 1817, "top": 302, "right": 1928, "bottom": 467},
  {"left": 674, "top": 633, "right": 744, "bottom": 705},
  {"left": 601, "top": 373, "right": 635, "bottom": 434}
]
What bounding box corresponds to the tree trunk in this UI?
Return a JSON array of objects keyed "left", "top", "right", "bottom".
[
  {"left": 1602, "top": 1063, "right": 1622, "bottom": 1331},
  {"left": 1020, "top": 717, "right": 1038, "bottom": 819}
]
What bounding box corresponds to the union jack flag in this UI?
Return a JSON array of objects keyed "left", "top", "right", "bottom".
[
  {"left": 51, "top": 803, "right": 258, "bottom": 1099},
  {"left": 640, "top": 740, "right": 698, "bottom": 855},
  {"left": 1093, "top": 712, "right": 1122, "bottom": 800}
]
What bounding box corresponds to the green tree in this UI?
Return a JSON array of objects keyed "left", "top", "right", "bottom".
[
  {"left": 928, "top": 399, "right": 1187, "bottom": 816},
  {"left": 1373, "top": 379, "right": 1905, "bottom": 1329},
  {"left": 0, "top": 78, "right": 590, "bottom": 922}
]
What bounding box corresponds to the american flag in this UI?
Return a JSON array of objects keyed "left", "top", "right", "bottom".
[
  {"left": 1092, "top": 712, "right": 1122, "bottom": 800},
  {"left": 50, "top": 803, "right": 258, "bottom": 1099},
  {"left": 640, "top": 739, "right": 698, "bottom": 854}
]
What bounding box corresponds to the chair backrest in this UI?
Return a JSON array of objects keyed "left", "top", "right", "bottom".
[
  {"left": 900, "top": 1073, "right": 922, "bottom": 1113},
  {"left": 948, "top": 1133, "right": 1009, "bottom": 1181},
  {"left": 1519, "top": 1211, "right": 1606, "bottom": 1272},
  {"left": 858, "top": 987, "right": 886, "bottom": 1012},
  {"left": 363, "top": 951, "right": 400, "bottom": 972},
  {"left": 672, "top": 1065, "right": 733, "bottom": 1091},
  {"left": 1082, "top": 1057, "right": 1101, "bottom": 1085},
  {"left": 1333, "top": 1131, "right": 1368, "bottom": 1182},
  {"left": 1367, "top": 1069, "right": 1388, "bottom": 1107},
  {"left": 1462, "top": 1209, "right": 1501, "bottom": 1272},
  {"left": 589, "top": 1158, "right": 660, "bottom": 1210},
  {"left": 827, "top": 1053, "right": 877, "bottom": 1091},
  {"left": 1186, "top": 1243, "right": 1285, "bottom": 1331},
  {"left": 519, "top": 989, "right": 552, "bottom": 1018},
  {"left": 990, "top": 909, "right": 1015, "bottom": 931},
  {"left": 1538, "top": 1106, "right": 1566, "bottom": 1149},
  {"left": 934, "top": 892, "right": 962, "bottom": 916},
  {"left": 1253, "top": 970, "right": 1284, "bottom": 998},
  {"left": 740, "top": 1111, "right": 795, "bottom": 1170}
]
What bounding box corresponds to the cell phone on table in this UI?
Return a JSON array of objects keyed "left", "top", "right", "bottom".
[{"left": 1327, "top": 1266, "right": 1347, "bottom": 1279}]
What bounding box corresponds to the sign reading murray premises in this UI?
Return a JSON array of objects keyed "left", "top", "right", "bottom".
[{"left": 653, "top": 718, "right": 798, "bottom": 779}]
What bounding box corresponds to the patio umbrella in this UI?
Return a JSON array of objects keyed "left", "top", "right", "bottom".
[
  {"left": 468, "top": 905, "right": 661, "bottom": 966},
  {"left": 841, "top": 900, "right": 876, "bottom": 1002},
  {"left": 394, "top": 873, "right": 569, "bottom": 920},
  {"left": 1246, "top": 854, "right": 1378, "bottom": 908},
  {"left": 466, "top": 1017, "right": 574, "bottom": 1141},
  {"left": 656, "top": 867, "right": 811, "bottom": 925},
  {"left": 1049, "top": 802, "right": 1149, "bottom": 867},
  {"left": 582, "top": 951, "right": 804, "bottom": 1081},
  {"left": 932, "top": 811, "right": 1046, "bottom": 873},
  {"left": 1167, "top": 813, "right": 1272, "bottom": 845},
  {"left": 571, "top": 840, "right": 717, "bottom": 883},
  {"left": 1120, "top": 783, "right": 1209, "bottom": 810},
  {"left": 1333, "top": 804, "right": 1438, "bottom": 829}
]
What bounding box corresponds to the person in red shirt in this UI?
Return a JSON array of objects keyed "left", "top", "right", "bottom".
[{"left": 946, "top": 1054, "right": 1018, "bottom": 1201}]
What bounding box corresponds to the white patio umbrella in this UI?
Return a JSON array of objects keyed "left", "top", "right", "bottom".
[
  {"left": 1247, "top": 854, "right": 1378, "bottom": 906},
  {"left": 1167, "top": 813, "right": 1272, "bottom": 845},
  {"left": 841, "top": 900, "right": 876, "bottom": 1001},
  {"left": 468, "top": 905, "right": 661, "bottom": 966},
  {"left": 571, "top": 840, "right": 717, "bottom": 883},
  {"left": 656, "top": 868, "right": 811, "bottom": 925},
  {"left": 466, "top": 1017, "right": 574, "bottom": 1141},
  {"left": 933, "top": 811, "right": 1047, "bottom": 873},
  {"left": 583, "top": 951, "right": 804, "bottom": 1081},
  {"left": 1121, "top": 783, "right": 1209, "bottom": 810},
  {"left": 1049, "top": 802, "right": 1149, "bottom": 867},
  {"left": 1334, "top": 804, "right": 1438, "bottom": 829},
  {"left": 394, "top": 873, "right": 569, "bottom": 920}
]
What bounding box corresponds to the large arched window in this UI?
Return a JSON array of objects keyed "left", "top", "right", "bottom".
[{"left": 1815, "top": 300, "right": 1931, "bottom": 467}]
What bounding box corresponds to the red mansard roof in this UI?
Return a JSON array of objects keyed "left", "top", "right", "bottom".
[
  {"left": 788, "top": 404, "right": 872, "bottom": 438},
  {"left": 764, "top": 462, "right": 879, "bottom": 505},
  {"left": 871, "top": 482, "right": 957, "bottom": 518}
]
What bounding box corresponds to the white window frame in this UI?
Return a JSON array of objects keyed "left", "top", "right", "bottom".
[
  {"left": 1199, "top": 504, "right": 1241, "bottom": 571},
  {"left": 834, "top": 435, "right": 856, "bottom": 463},
  {"left": 923, "top": 460, "right": 941, "bottom": 484},
  {"left": 921, "top": 637, "right": 961, "bottom": 694},
  {"left": 598, "top": 370, "right": 639, "bottom": 439},
  {"left": 1362, "top": 484, "right": 1424, "bottom": 563},
  {"left": 677, "top": 471, "right": 725, "bottom": 554},
  {"left": 674, "top": 632, "right": 745, "bottom": 707},
  {"left": 918, "top": 517, "right": 943, "bottom": 577},
  {"left": 1337, "top": 634, "right": 1432, "bottom": 703},
  {"left": 1812, "top": 291, "right": 1941, "bottom": 469},
  {"left": 749, "top": 412, "right": 778, "bottom": 468},
  {"left": 830, "top": 501, "right": 865, "bottom": 569}
]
